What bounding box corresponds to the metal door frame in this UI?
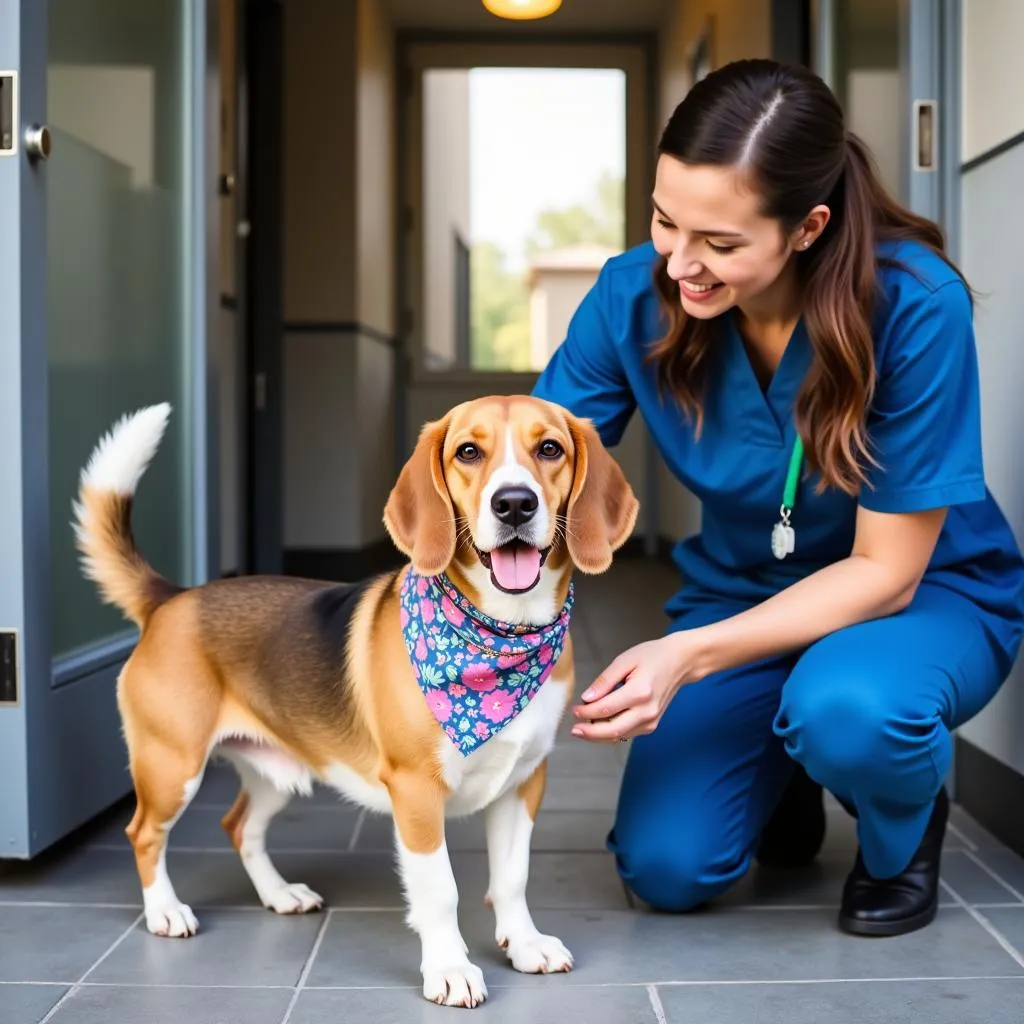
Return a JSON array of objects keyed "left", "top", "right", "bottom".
[{"left": 0, "top": 0, "right": 220, "bottom": 858}]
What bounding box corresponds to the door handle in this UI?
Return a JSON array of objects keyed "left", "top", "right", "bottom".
[
  {"left": 24, "top": 124, "right": 51, "bottom": 162},
  {"left": 913, "top": 100, "right": 937, "bottom": 172}
]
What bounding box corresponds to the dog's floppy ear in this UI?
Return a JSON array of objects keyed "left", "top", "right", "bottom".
[
  {"left": 565, "top": 415, "right": 640, "bottom": 574},
  {"left": 383, "top": 415, "right": 455, "bottom": 576}
]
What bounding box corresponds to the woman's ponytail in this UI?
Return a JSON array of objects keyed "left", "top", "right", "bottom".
[{"left": 796, "top": 131, "right": 885, "bottom": 494}]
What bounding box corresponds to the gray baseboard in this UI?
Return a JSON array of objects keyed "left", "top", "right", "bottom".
[{"left": 954, "top": 736, "right": 1024, "bottom": 858}]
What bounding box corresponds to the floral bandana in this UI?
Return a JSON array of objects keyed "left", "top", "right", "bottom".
[{"left": 399, "top": 569, "right": 574, "bottom": 756}]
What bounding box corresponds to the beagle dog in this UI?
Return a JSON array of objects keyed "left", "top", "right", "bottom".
[{"left": 72, "top": 395, "right": 637, "bottom": 1009}]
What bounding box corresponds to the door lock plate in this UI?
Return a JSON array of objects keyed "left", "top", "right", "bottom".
[
  {"left": 1, "top": 71, "right": 18, "bottom": 155},
  {"left": 0, "top": 630, "right": 17, "bottom": 706}
]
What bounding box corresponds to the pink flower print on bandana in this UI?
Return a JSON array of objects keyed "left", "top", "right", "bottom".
[{"left": 400, "top": 569, "right": 574, "bottom": 756}]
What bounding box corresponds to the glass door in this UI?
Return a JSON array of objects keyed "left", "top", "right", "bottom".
[{"left": 0, "top": 0, "right": 213, "bottom": 858}]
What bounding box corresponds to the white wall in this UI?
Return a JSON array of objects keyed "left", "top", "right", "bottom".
[
  {"left": 356, "top": 0, "right": 398, "bottom": 544},
  {"left": 659, "top": 0, "right": 771, "bottom": 127},
  {"left": 954, "top": 1, "right": 1024, "bottom": 776},
  {"left": 423, "top": 71, "right": 471, "bottom": 367},
  {"left": 357, "top": 0, "right": 396, "bottom": 339},
  {"left": 528, "top": 261, "right": 611, "bottom": 371},
  {"left": 281, "top": 0, "right": 396, "bottom": 554}
]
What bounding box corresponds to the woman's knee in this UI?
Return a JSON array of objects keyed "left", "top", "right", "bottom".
[
  {"left": 610, "top": 828, "right": 745, "bottom": 912},
  {"left": 774, "top": 650, "right": 946, "bottom": 792}
]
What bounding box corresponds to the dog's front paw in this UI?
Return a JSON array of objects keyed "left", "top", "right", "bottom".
[
  {"left": 422, "top": 961, "right": 488, "bottom": 1008},
  {"left": 145, "top": 900, "right": 199, "bottom": 938},
  {"left": 263, "top": 882, "right": 324, "bottom": 915},
  {"left": 500, "top": 929, "right": 573, "bottom": 974}
]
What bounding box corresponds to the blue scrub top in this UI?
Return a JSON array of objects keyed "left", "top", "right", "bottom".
[{"left": 531, "top": 239, "right": 1024, "bottom": 664}]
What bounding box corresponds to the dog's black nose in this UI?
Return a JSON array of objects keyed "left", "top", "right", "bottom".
[{"left": 491, "top": 486, "right": 538, "bottom": 527}]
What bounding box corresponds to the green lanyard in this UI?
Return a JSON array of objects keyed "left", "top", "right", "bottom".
[{"left": 771, "top": 434, "right": 804, "bottom": 560}]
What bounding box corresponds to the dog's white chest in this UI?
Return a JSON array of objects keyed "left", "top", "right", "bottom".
[{"left": 440, "top": 678, "right": 566, "bottom": 816}]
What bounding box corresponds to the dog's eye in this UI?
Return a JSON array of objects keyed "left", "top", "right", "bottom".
[
  {"left": 538, "top": 440, "right": 564, "bottom": 459},
  {"left": 455, "top": 443, "right": 481, "bottom": 463}
]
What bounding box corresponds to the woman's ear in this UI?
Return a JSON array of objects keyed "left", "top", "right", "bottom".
[
  {"left": 793, "top": 204, "right": 831, "bottom": 250},
  {"left": 565, "top": 415, "right": 640, "bottom": 573},
  {"left": 383, "top": 415, "right": 455, "bottom": 576}
]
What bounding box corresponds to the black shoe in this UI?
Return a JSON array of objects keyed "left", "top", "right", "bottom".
[
  {"left": 838, "top": 786, "right": 949, "bottom": 937},
  {"left": 755, "top": 765, "right": 826, "bottom": 869}
]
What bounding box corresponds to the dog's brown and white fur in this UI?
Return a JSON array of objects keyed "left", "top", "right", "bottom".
[{"left": 72, "top": 395, "right": 637, "bottom": 1008}]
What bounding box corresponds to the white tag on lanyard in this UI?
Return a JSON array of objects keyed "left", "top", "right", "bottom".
[{"left": 772, "top": 435, "right": 804, "bottom": 561}]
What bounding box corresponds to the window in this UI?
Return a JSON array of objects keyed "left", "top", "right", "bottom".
[{"left": 420, "top": 66, "right": 627, "bottom": 372}]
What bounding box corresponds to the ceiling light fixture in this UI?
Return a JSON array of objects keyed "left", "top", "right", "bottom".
[{"left": 482, "top": 0, "right": 562, "bottom": 20}]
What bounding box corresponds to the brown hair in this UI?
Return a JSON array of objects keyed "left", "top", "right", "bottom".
[{"left": 649, "top": 58, "right": 965, "bottom": 495}]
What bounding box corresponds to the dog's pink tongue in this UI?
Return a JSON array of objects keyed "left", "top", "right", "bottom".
[{"left": 490, "top": 545, "right": 541, "bottom": 591}]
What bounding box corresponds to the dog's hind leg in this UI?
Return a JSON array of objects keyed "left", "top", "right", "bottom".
[
  {"left": 485, "top": 760, "right": 573, "bottom": 974},
  {"left": 125, "top": 746, "right": 207, "bottom": 938},
  {"left": 221, "top": 759, "right": 324, "bottom": 915}
]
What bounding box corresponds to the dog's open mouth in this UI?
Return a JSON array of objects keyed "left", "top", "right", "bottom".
[{"left": 476, "top": 540, "right": 550, "bottom": 594}]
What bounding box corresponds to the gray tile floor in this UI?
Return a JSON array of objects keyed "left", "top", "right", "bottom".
[{"left": 3, "top": 559, "right": 1024, "bottom": 1022}]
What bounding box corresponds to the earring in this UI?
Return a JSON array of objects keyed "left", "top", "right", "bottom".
[{"left": 802, "top": 239, "right": 811, "bottom": 248}]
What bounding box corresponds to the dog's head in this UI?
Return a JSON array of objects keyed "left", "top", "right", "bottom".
[{"left": 383, "top": 396, "right": 638, "bottom": 620}]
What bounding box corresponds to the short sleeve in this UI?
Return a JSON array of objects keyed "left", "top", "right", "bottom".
[
  {"left": 531, "top": 265, "right": 636, "bottom": 448},
  {"left": 859, "top": 278, "right": 987, "bottom": 513}
]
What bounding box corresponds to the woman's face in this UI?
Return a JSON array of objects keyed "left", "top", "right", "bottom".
[{"left": 650, "top": 154, "right": 821, "bottom": 321}]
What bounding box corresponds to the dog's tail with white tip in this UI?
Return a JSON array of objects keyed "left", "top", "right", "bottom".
[{"left": 72, "top": 403, "right": 183, "bottom": 630}]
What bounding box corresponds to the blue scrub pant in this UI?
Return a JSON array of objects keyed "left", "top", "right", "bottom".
[{"left": 606, "top": 582, "right": 1009, "bottom": 912}]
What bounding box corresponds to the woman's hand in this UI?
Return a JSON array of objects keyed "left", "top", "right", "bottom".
[
  {"left": 568, "top": 505, "right": 948, "bottom": 744},
  {"left": 570, "top": 632, "right": 697, "bottom": 743}
]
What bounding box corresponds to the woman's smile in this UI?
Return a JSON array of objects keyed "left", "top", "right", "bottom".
[{"left": 679, "top": 278, "right": 726, "bottom": 303}]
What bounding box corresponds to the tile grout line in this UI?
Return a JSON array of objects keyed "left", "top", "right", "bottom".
[
  {"left": 940, "top": 879, "right": 1024, "bottom": 970},
  {"left": 0, "top": 900, "right": 143, "bottom": 910},
  {"left": 946, "top": 820, "right": 980, "bottom": 852},
  {"left": 4, "top": 897, "right": 1016, "bottom": 914},
  {"left": 4, "top": 898, "right": 1003, "bottom": 913},
  {"left": 84, "top": 842, "right": 632, "bottom": 855},
  {"left": 0, "top": 900, "right": 408, "bottom": 912},
  {"left": 347, "top": 809, "right": 367, "bottom": 852},
  {"left": 647, "top": 984, "right": 669, "bottom": 1023},
  {"left": 37, "top": 911, "right": 144, "bottom": 1023},
  {"left": 279, "top": 908, "right": 333, "bottom": 1024},
  {"left": 78, "top": 843, "right": 971, "bottom": 858},
  {"left": 649, "top": 975, "right": 1024, "bottom": 988},
  {"left": 963, "top": 849, "right": 1024, "bottom": 902},
  {"left": 7, "top": 975, "right": 1024, "bottom": 993},
  {"left": 184, "top": 802, "right": 623, "bottom": 814}
]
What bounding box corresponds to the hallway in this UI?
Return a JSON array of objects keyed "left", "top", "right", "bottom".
[{"left": 2, "top": 559, "right": 1024, "bottom": 1022}]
